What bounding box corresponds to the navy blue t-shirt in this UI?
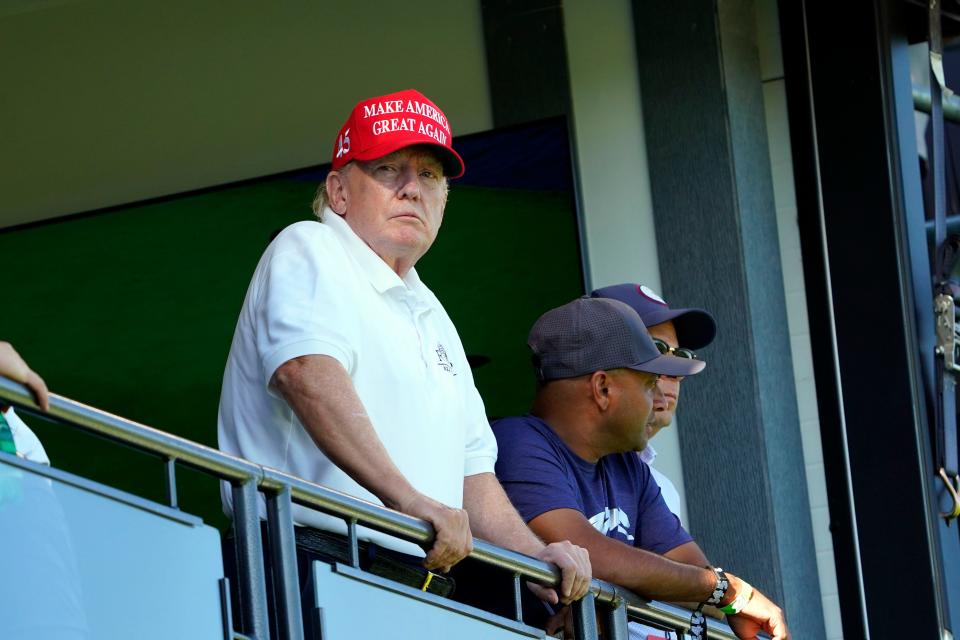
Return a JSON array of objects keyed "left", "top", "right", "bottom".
[{"left": 493, "top": 415, "right": 692, "bottom": 554}]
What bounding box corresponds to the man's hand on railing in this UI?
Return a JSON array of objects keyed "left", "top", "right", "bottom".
[
  {"left": 528, "top": 540, "right": 592, "bottom": 605},
  {"left": 400, "top": 491, "right": 474, "bottom": 573},
  {"left": 0, "top": 342, "right": 49, "bottom": 412},
  {"left": 724, "top": 573, "right": 790, "bottom": 640}
]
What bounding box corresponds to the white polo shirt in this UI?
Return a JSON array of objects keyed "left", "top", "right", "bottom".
[
  {"left": 634, "top": 445, "right": 685, "bottom": 640},
  {"left": 218, "top": 210, "right": 497, "bottom": 555},
  {"left": 639, "top": 444, "right": 683, "bottom": 525}
]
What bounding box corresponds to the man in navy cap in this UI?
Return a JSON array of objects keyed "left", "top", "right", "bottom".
[
  {"left": 493, "top": 296, "right": 789, "bottom": 640},
  {"left": 591, "top": 283, "right": 716, "bottom": 524}
]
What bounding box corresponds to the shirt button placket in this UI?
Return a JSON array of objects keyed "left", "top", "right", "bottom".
[{"left": 402, "top": 294, "right": 430, "bottom": 369}]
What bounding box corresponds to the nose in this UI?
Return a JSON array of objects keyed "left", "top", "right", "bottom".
[
  {"left": 397, "top": 164, "right": 421, "bottom": 200},
  {"left": 652, "top": 384, "right": 667, "bottom": 410}
]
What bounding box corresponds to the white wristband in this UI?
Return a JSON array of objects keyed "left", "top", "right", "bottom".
[{"left": 719, "top": 581, "right": 754, "bottom": 615}]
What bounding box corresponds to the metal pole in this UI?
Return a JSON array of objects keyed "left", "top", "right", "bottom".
[
  {"left": 931, "top": 1, "right": 946, "bottom": 251},
  {"left": 164, "top": 457, "right": 178, "bottom": 509},
  {"left": 573, "top": 591, "right": 599, "bottom": 640},
  {"left": 604, "top": 599, "right": 629, "bottom": 640},
  {"left": 232, "top": 480, "right": 271, "bottom": 640},
  {"left": 0, "top": 378, "right": 261, "bottom": 483},
  {"left": 512, "top": 574, "right": 523, "bottom": 623},
  {"left": 265, "top": 486, "right": 304, "bottom": 640},
  {"left": 913, "top": 89, "right": 960, "bottom": 123}
]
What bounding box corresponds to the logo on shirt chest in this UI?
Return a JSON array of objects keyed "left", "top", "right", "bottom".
[
  {"left": 588, "top": 507, "right": 634, "bottom": 541},
  {"left": 435, "top": 343, "right": 456, "bottom": 375}
]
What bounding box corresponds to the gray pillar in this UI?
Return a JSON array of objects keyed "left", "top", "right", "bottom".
[
  {"left": 481, "top": 0, "right": 571, "bottom": 127},
  {"left": 632, "top": 1, "right": 824, "bottom": 637}
]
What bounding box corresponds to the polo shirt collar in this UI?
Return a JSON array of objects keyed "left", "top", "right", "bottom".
[
  {"left": 639, "top": 444, "right": 657, "bottom": 465},
  {"left": 323, "top": 208, "right": 426, "bottom": 295}
]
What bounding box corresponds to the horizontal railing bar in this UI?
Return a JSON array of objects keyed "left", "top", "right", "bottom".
[
  {"left": 590, "top": 584, "right": 737, "bottom": 639},
  {"left": 914, "top": 88, "right": 960, "bottom": 123},
  {"left": 628, "top": 601, "right": 737, "bottom": 639},
  {"left": 0, "top": 377, "right": 737, "bottom": 638},
  {"left": 0, "top": 378, "right": 262, "bottom": 483},
  {"left": 265, "top": 466, "right": 563, "bottom": 586}
]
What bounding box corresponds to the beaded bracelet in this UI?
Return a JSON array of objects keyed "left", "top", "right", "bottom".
[
  {"left": 689, "top": 566, "right": 730, "bottom": 639},
  {"left": 705, "top": 566, "right": 730, "bottom": 605}
]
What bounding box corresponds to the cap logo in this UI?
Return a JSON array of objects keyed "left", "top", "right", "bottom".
[
  {"left": 638, "top": 285, "right": 667, "bottom": 305},
  {"left": 370, "top": 118, "right": 448, "bottom": 145},
  {"left": 335, "top": 128, "right": 351, "bottom": 158},
  {"left": 362, "top": 99, "right": 450, "bottom": 133}
]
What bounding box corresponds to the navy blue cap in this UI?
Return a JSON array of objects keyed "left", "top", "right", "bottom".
[
  {"left": 528, "top": 297, "right": 705, "bottom": 381},
  {"left": 590, "top": 284, "right": 717, "bottom": 350}
]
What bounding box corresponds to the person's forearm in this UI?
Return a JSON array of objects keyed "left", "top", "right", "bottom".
[
  {"left": 603, "top": 542, "right": 752, "bottom": 608},
  {"left": 611, "top": 546, "right": 715, "bottom": 601},
  {"left": 272, "top": 355, "right": 417, "bottom": 510},
  {"left": 462, "top": 473, "right": 544, "bottom": 555},
  {"left": 529, "top": 511, "right": 720, "bottom": 602},
  {"left": 662, "top": 542, "right": 723, "bottom": 616},
  {"left": 274, "top": 354, "right": 475, "bottom": 572}
]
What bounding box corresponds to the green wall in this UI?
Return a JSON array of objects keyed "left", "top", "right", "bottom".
[{"left": 2, "top": 176, "right": 582, "bottom": 529}]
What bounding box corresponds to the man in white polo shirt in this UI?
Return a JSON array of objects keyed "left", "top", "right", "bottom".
[
  {"left": 218, "top": 89, "right": 590, "bottom": 605},
  {"left": 591, "top": 283, "right": 717, "bottom": 526}
]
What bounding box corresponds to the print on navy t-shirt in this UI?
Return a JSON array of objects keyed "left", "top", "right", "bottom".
[{"left": 492, "top": 414, "right": 691, "bottom": 554}]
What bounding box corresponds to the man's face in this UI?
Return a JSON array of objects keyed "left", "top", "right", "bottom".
[
  {"left": 647, "top": 320, "right": 681, "bottom": 436},
  {"left": 606, "top": 368, "right": 662, "bottom": 454},
  {"left": 330, "top": 146, "right": 447, "bottom": 273}
]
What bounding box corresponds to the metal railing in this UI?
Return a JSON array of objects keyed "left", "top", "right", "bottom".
[
  {"left": 913, "top": 88, "right": 960, "bottom": 124},
  {"left": 0, "top": 376, "right": 737, "bottom": 640}
]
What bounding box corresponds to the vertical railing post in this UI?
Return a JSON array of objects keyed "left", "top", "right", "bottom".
[
  {"left": 346, "top": 518, "right": 360, "bottom": 568},
  {"left": 266, "top": 485, "right": 304, "bottom": 640},
  {"left": 232, "top": 479, "right": 271, "bottom": 640},
  {"left": 604, "top": 598, "right": 629, "bottom": 640},
  {"left": 512, "top": 573, "right": 524, "bottom": 623},
  {"left": 573, "top": 591, "right": 599, "bottom": 640},
  {"left": 163, "top": 457, "right": 178, "bottom": 509}
]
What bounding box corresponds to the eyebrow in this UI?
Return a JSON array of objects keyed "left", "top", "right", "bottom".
[
  {"left": 371, "top": 151, "right": 441, "bottom": 166},
  {"left": 362, "top": 151, "right": 444, "bottom": 180}
]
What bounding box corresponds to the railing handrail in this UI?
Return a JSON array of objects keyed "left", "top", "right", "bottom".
[{"left": 0, "top": 376, "right": 738, "bottom": 638}]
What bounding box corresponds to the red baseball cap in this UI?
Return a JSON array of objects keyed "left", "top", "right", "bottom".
[{"left": 330, "top": 89, "right": 465, "bottom": 179}]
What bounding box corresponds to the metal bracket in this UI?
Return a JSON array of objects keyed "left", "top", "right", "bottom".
[
  {"left": 939, "top": 467, "right": 960, "bottom": 524},
  {"left": 934, "top": 293, "right": 960, "bottom": 372}
]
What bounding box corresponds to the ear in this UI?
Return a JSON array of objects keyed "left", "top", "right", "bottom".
[
  {"left": 326, "top": 170, "right": 349, "bottom": 215},
  {"left": 589, "top": 370, "right": 612, "bottom": 411}
]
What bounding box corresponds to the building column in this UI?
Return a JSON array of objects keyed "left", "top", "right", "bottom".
[{"left": 632, "top": 1, "right": 824, "bottom": 637}]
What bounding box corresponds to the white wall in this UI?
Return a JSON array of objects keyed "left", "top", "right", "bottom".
[
  {"left": 0, "top": 0, "right": 492, "bottom": 227},
  {"left": 755, "top": 1, "right": 843, "bottom": 637},
  {"left": 563, "top": 0, "right": 689, "bottom": 526}
]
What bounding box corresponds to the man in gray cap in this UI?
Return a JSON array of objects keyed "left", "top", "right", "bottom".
[
  {"left": 591, "top": 283, "right": 717, "bottom": 523},
  {"left": 493, "top": 296, "right": 789, "bottom": 640}
]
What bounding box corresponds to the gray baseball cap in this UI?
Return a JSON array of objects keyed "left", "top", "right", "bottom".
[{"left": 528, "top": 297, "right": 706, "bottom": 381}]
